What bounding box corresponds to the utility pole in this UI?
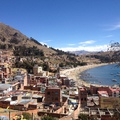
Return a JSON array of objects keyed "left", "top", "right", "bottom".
[
  {"left": 9, "top": 110, "right": 10, "bottom": 120},
  {"left": 32, "top": 113, "right": 33, "bottom": 120}
]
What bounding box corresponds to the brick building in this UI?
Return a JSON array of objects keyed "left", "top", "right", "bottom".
[
  {"left": 90, "top": 85, "right": 120, "bottom": 97},
  {"left": 78, "top": 87, "right": 87, "bottom": 107},
  {"left": 45, "top": 86, "right": 62, "bottom": 106}
]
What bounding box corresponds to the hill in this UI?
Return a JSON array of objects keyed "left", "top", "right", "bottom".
[
  {"left": 0, "top": 23, "right": 87, "bottom": 73},
  {"left": 0, "top": 22, "right": 56, "bottom": 55},
  {"left": 2, "top": 22, "right": 119, "bottom": 72}
]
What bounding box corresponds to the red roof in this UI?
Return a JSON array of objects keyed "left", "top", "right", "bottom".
[
  {"left": 109, "top": 88, "right": 120, "bottom": 93},
  {"left": 79, "top": 87, "right": 86, "bottom": 91},
  {"left": 98, "top": 91, "right": 108, "bottom": 95}
]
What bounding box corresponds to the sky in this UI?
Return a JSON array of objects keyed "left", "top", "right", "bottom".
[{"left": 0, "top": 0, "right": 120, "bottom": 52}]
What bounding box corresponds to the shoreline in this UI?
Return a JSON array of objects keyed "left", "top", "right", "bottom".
[{"left": 60, "top": 63, "right": 109, "bottom": 87}]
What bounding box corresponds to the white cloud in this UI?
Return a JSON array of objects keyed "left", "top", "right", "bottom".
[
  {"left": 67, "top": 44, "right": 75, "bottom": 46},
  {"left": 40, "top": 42, "right": 47, "bottom": 45},
  {"left": 105, "top": 35, "right": 113, "bottom": 38},
  {"left": 107, "top": 23, "right": 120, "bottom": 31},
  {"left": 79, "top": 40, "right": 96, "bottom": 45},
  {"left": 44, "top": 40, "right": 52, "bottom": 42},
  {"left": 40, "top": 40, "right": 52, "bottom": 47},
  {"left": 58, "top": 44, "right": 108, "bottom": 52}
]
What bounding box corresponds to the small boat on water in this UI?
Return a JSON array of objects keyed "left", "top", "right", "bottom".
[
  {"left": 112, "top": 79, "right": 117, "bottom": 82},
  {"left": 116, "top": 73, "right": 120, "bottom": 76}
]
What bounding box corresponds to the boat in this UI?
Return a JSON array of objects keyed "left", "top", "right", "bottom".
[
  {"left": 116, "top": 73, "right": 120, "bottom": 76},
  {"left": 112, "top": 79, "right": 117, "bottom": 82}
]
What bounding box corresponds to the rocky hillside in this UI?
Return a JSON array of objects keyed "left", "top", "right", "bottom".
[
  {"left": 0, "top": 22, "right": 56, "bottom": 55},
  {"left": 0, "top": 23, "right": 85, "bottom": 70}
]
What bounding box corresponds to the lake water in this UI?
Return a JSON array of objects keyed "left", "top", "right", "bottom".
[{"left": 80, "top": 64, "right": 120, "bottom": 86}]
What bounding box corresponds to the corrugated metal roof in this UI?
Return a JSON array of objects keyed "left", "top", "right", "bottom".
[
  {"left": 0, "top": 84, "right": 11, "bottom": 91},
  {"left": 19, "top": 99, "right": 31, "bottom": 105}
]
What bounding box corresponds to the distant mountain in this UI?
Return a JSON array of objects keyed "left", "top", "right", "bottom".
[
  {"left": 0, "top": 22, "right": 56, "bottom": 55},
  {"left": 69, "top": 50, "right": 97, "bottom": 55}
]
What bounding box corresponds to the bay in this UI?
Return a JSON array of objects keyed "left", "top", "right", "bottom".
[{"left": 80, "top": 64, "right": 120, "bottom": 86}]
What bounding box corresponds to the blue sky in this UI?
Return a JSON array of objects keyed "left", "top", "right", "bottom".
[{"left": 0, "top": 0, "right": 120, "bottom": 51}]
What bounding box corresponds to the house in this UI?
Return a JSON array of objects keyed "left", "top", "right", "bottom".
[
  {"left": 98, "top": 91, "right": 109, "bottom": 97},
  {"left": 0, "top": 83, "right": 12, "bottom": 95},
  {"left": 78, "top": 87, "right": 87, "bottom": 107},
  {"left": 33, "top": 64, "right": 49, "bottom": 76},
  {"left": 69, "top": 87, "right": 78, "bottom": 99},
  {"left": 0, "top": 63, "right": 11, "bottom": 81},
  {"left": 90, "top": 85, "right": 112, "bottom": 96},
  {"left": 45, "top": 86, "right": 62, "bottom": 106},
  {"left": 109, "top": 88, "right": 120, "bottom": 97},
  {"left": 99, "top": 96, "right": 120, "bottom": 109},
  {"left": 59, "top": 74, "right": 68, "bottom": 85},
  {"left": 90, "top": 85, "right": 120, "bottom": 97},
  {"left": 29, "top": 75, "right": 48, "bottom": 86}
]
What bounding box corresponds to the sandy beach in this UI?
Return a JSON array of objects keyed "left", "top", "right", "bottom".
[{"left": 60, "top": 63, "right": 108, "bottom": 87}]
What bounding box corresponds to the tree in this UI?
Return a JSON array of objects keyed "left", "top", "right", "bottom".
[
  {"left": 108, "top": 42, "right": 120, "bottom": 62},
  {"left": 41, "top": 115, "right": 57, "bottom": 120},
  {"left": 89, "top": 115, "right": 97, "bottom": 120},
  {"left": 113, "top": 111, "right": 120, "bottom": 120},
  {"left": 78, "top": 113, "right": 88, "bottom": 120},
  {"left": 22, "top": 112, "right": 32, "bottom": 120},
  {"left": 78, "top": 114, "right": 98, "bottom": 120},
  {"left": 42, "top": 63, "right": 49, "bottom": 71}
]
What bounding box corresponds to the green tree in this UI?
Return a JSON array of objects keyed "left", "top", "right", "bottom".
[
  {"left": 113, "top": 111, "right": 120, "bottom": 120},
  {"left": 41, "top": 115, "right": 57, "bottom": 120},
  {"left": 42, "top": 63, "right": 49, "bottom": 71},
  {"left": 89, "top": 115, "right": 97, "bottom": 120},
  {"left": 78, "top": 113, "right": 88, "bottom": 120},
  {"left": 22, "top": 112, "right": 32, "bottom": 120}
]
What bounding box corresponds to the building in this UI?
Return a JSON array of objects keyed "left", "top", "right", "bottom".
[
  {"left": 0, "top": 83, "right": 12, "bottom": 95},
  {"left": 0, "top": 63, "right": 11, "bottom": 81},
  {"left": 90, "top": 85, "right": 120, "bottom": 97},
  {"left": 33, "top": 65, "right": 42, "bottom": 75},
  {"left": 28, "top": 75, "right": 48, "bottom": 86},
  {"left": 63, "top": 78, "right": 70, "bottom": 87},
  {"left": 59, "top": 75, "right": 68, "bottom": 85},
  {"left": 69, "top": 87, "right": 78, "bottom": 99},
  {"left": 45, "top": 86, "right": 62, "bottom": 106},
  {"left": 78, "top": 87, "right": 87, "bottom": 107},
  {"left": 98, "top": 91, "right": 109, "bottom": 97},
  {"left": 90, "top": 85, "right": 112, "bottom": 96},
  {"left": 99, "top": 96, "right": 120, "bottom": 109},
  {"left": 109, "top": 88, "right": 120, "bottom": 97},
  {"left": 33, "top": 64, "right": 49, "bottom": 76}
]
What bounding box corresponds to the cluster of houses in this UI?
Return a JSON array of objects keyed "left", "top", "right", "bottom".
[{"left": 0, "top": 50, "right": 120, "bottom": 120}]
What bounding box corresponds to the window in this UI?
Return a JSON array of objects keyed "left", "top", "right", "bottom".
[
  {"left": 81, "top": 92, "right": 84, "bottom": 95},
  {"left": 47, "top": 92, "right": 50, "bottom": 95},
  {"left": 52, "top": 97, "right": 54, "bottom": 100},
  {"left": 47, "top": 98, "right": 50, "bottom": 101},
  {"left": 55, "top": 97, "right": 58, "bottom": 100},
  {"left": 55, "top": 92, "right": 58, "bottom": 95}
]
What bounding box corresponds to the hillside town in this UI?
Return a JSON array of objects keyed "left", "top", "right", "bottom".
[{"left": 0, "top": 50, "right": 119, "bottom": 120}]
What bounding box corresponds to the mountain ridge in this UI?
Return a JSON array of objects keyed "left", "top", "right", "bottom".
[{"left": 69, "top": 50, "right": 98, "bottom": 55}]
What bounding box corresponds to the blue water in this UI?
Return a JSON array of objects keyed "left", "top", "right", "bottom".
[{"left": 80, "top": 64, "right": 120, "bottom": 86}]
